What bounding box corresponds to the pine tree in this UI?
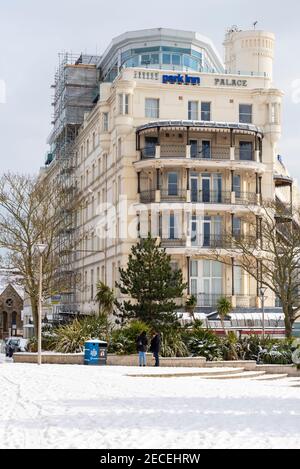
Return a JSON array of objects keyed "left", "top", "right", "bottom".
[{"left": 115, "top": 235, "right": 187, "bottom": 328}]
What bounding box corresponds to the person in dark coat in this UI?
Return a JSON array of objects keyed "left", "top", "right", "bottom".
[
  {"left": 150, "top": 331, "right": 161, "bottom": 367},
  {"left": 136, "top": 331, "right": 148, "bottom": 366}
]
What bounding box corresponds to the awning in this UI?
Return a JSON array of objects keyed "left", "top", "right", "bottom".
[{"left": 229, "top": 313, "right": 284, "bottom": 320}]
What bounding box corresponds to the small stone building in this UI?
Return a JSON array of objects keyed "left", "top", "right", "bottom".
[{"left": 0, "top": 284, "right": 23, "bottom": 339}]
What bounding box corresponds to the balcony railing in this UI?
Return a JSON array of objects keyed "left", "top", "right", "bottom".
[
  {"left": 140, "top": 145, "right": 259, "bottom": 162},
  {"left": 235, "top": 295, "right": 257, "bottom": 308},
  {"left": 191, "top": 235, "right": 257, "bottom": 249},
  {"left": 191, "top": 190, "right": 231, "bottom": 204},
  {"left": 160, "top": 144, "right": 186, "bottom": 158},
  {"left": 160, "top": 189, "right": 187, "bottom": 202},
  {"left": 238, "top": 150, "right": 255, "bottom": 162},
  {"left": 141, "top": 147, "right": 156, "bottom": 159},
  {"left": 196, "top": 293, "right": 257, "bottom": 308},
  {"left": 196, "top": 293, "right": 229, "bottom": 307},
  {"left": 190, "top": 145, "right": 230, "bottom": 160},
  {"left": 161, "top": 238, "right": 186, "bottom": 248},
  {"left": 140, "top": 189, "right": 156, "bottom": 203},
  {"left": 140, "top": 189, "right": 258, "bottom": 206},
  {"left": 235, "top": 192, "right": 258, "bottom": 205}
]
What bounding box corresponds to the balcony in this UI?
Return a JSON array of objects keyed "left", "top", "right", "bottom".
[
  {"left": 160, "top": 189, "right": 187, "bottom": 202},
  {"left": 140, "top": 188, "right": 259, "bottom": 206},
  {"left": 196, "top": 293, "right": 257, "bottom": 308},
  {"left": 191, "top": 190, "right": 231, "bottom": 204},
  {"left": 140, "top": 189, "right": 156, "bottom": 203},
  {"left": 235, "top": 192, "right": 258, "bottom": 205},
  {"left": 161, "top": 238, "right": 186, "bottom": 248},
  {"left": 161, "top": 144, "right": 186, "bottom": 158},
  {"left": 140, "top": 144, "right": 255, "bottom": 162},
  {"left": 190, "top": 145, "right": 230, "bottom": 160},
  {"left": 191, "top": 235, "right": 257, "bottom": 250}
]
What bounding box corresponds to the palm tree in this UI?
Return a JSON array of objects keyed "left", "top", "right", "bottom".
[
  {"left": 216, "top": 297, "right": 232, "bottom": 335},
  {"left": 95, "top": 281, "right": 115, "bottom": 318},
  {"left": 185, "top": 295, "right": 198, "bottom": 321}
]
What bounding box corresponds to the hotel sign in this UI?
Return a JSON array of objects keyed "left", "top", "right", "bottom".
[
  {"left": 215, "top": 78, "right": 248, "bottom": 87},
  {"left": 162, "top": 74, "right": 200, "bottom": 86}
]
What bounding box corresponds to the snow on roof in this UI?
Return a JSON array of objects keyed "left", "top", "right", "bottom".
[{"left": 0, "top": 276, "right": 24, "bottom": 298}]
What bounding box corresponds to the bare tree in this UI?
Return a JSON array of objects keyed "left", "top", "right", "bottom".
[
  {"left": 0, "top": 173, "right": 69, "bottom": 335},
  {"left": 210, "top": 200, "right": 300, "bottom": 338}
]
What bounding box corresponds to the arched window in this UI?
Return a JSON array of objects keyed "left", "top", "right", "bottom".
[
  {"left": 12, "top": 312, "right": 17, "bottom": 326},
  {"left": 3, "top": 312, "right": 8, "bottom": 331}
]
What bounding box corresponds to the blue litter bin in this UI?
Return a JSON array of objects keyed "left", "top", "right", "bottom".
[{"left": 84, "top": 339, "right": 108, "bottom": 366}]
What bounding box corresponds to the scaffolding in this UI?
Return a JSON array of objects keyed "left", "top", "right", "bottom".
[{"left": 47, "top": 52, "right": 100, "bottom": 315}]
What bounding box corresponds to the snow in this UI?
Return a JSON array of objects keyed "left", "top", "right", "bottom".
[{"left": 0, "top": 353, "right": 300, "bottom": 449}]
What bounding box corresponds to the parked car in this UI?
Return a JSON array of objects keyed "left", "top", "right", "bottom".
[{"left": 5, "top": 338, "right": 28, "bottom": 357}]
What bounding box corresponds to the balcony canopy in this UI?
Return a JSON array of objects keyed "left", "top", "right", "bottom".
[
  {"left": 136, "top": 120, "right": 264, "bottom": 138},
  {"left": 274, "top": 174, "right": 293, "bottom": 187}
]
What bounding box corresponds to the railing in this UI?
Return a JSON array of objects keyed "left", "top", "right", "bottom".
[
  {"left": 160, "top": 144, "right": 186, "bottom": 158},
  {"left": 140, "top": 189, "right": 156, "bottom": 203},
  {"left": 141, "top": 146, "right": 156, "bottom": 159},
  {"left": 237, "top": 150, "right": 255, "bottom": 161},
  {"left": 191, "top": 235, "right": 258, "bottom": 249},
  {"left": 160, "top": 189, "right": 187, "bottom": 202},
  {"left": 191, "top": 235, "right": 231, "bottom": 249},
  {"left": 235, "top": 192, "right": 258, "bottom": 205},
  {"left": 196, "top": 293, "right": 258, "bottom": 308},
  {"left": 196, "top": 293, "right": 229, "bottom": 307},
  {"left": 161, "top": 238, "right": 186, "bottom": 248},
  {"left": 191, "top": 190, "right": 231, "bottom": 204},
  {"left": 235, "top": 295, "right": 257, "bottom": 308},
  {"left": 140, "top": 145, "right": 260, "bottom": 162},
  {"left": 191, "top": 145, "right": 230, "bottom": 160}
]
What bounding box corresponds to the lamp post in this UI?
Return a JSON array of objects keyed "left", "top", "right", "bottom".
[
  {"left": 260, "top": 286, "right": 267, "bottom": 341},
  {"left": 35, "top": 244, "right": 47, "bottom": 365}
]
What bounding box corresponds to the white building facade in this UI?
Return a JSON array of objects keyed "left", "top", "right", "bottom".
[{"left": 43, "top": 27, "right": 297, "bottom": 323}]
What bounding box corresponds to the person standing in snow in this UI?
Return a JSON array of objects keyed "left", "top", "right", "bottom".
[
  {"left": 150, "top": 331, "right": 161, "bottom": 367},
  {"left": 136, "top": 331, "right": 148, "bottom": 367}
]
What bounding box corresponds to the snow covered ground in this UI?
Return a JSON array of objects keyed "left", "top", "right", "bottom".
[{"left": 0, "top": 353, "right": 300, "bottom": 449}]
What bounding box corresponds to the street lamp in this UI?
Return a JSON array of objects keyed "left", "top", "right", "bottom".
[
  {"left": 34, "top": 243, "right": 47, "bottom": 365},
  {"left": 260, "top": 286, "right": 267, "bottom": 341}
]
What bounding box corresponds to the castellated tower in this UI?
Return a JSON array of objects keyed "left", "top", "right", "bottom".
[{"left": 224, "top": 27, "right": 275, "bottom": 80}]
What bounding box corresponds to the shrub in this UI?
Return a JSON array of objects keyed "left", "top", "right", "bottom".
[
  {"left": 187, "top": 329, "right": 223, "bottom": 361},
  {"left": 160, "top": 327, "right": 189, "bottom": 358},
  {"left": 51, "top": 315, "right": 109, "bottom": 354},
  {"left": 108, "top": 320, "right": 150, "bottom": 355},
  {"left": 258, "top": 341, "right": 293, "bottom": 365}
]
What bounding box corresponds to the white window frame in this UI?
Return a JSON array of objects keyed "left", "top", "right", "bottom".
[
  {"left": 188, "top": 101, "right": 199, "bottom": 120},
  {"left": 145, "top": 98, "right": 159, "bottom": 118}
]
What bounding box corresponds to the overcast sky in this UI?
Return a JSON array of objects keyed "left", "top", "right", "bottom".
[{"left": 0, "top": 0, "right": 300, "bottom": 181}]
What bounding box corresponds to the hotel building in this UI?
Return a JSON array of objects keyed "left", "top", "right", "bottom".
[{"left": 42, "top": 27, "right": 298, "bottom": 326}]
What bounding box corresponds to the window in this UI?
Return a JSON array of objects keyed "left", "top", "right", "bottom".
[
  {"left": 233, "top": 174, "right": 241, "bottom": 197},
  {"left": 145, "top": 98, "right": 159, "bottom": 118},
  {"left": 233, "top": 217, "right": 241, "bottom": 238},
  {"left": 118, "top": 94, "right": 129, "bottom": 115},
  {"left": 168, "top": 172, "right": 178, "bottom": 196},
  {"left": 103, "top": 113, "right": 109, "bottom": 132},
  {"left": 169, "top": 213, "right": 178, "bottom": 239},
  {"left": 92, "top": 132, "right": 96, "bottom": 150},
  {"left": 202, "top": 140, "right": 211, "bottom": 159},
  {"left": 144, "top": 136, "right": 158, "bottom": 157},
  {"left": 188, "top": 101, "right": 198, "bottom": 120},
  {"left": 234, "top": 265, "right": 242, "bottom": 295},
  {"left": 239, "top": 104, "right": 252, "bottom": 123},
  {"left": 201, "top": 102, "right": 211, "bottom": 121},
  {"left": 239, "top": 142, "right": 253, "bottom": 161}
]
